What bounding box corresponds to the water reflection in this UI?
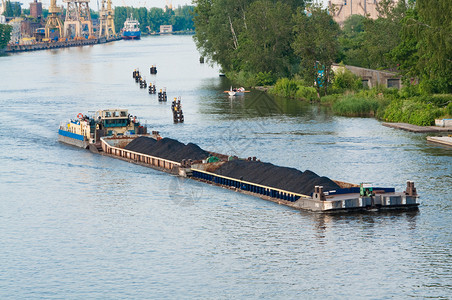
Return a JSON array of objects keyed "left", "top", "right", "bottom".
[
  {"left": 310, "top": 210, "right": 420, "bottom": 240},
  {"left": 199, "top": 78, "right": 333, "bottom": 119}
]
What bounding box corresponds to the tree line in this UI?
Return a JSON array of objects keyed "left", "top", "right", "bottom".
[
  {"left": 0, "top": 24, "right": 12, "bottom": 50},
  {"left": 1, "top": 0, "right": 22, "bottom": 18},
  {"left": 2, "top": 4, "right": 194, "bottom": 35},
  {"left": 114, "top": 5, "right": 194, "bottom": 34},
  {"left": 193, "top": 0, "right": 452, "bottom": 94}
]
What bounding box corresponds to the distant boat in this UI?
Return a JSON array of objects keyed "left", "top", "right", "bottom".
[
  {"left": 225, "top": 86, "right": 249, "bottom": 96},
  {"left": 122, "top": 14, "right": 141, "bottom": 40}
]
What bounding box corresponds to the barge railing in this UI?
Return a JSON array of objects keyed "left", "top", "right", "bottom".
[
  {"left": 101, "top": 136, "right": 181, "bottom": 170},
  {"left": 191, "top": 168, "right": 311, "bottom": 202}
]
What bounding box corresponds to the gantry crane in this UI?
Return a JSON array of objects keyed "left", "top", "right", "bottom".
[
  {"left": 63, "top": 0, "right": 81, "bottom": 38},
  {"left": 63, "top": 0, "right": 94, "bottom": 39},
  {"left": 45, "top": 0, "right": 64, "bottom": 39},
  {"left": 99, "top": 0, "right": 115, "bottom": 38},
  {"left": 78, "top": 0, "right": 94, "bottom": 38}
]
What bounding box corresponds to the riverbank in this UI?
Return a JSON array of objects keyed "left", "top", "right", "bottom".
[
  {"left": 256, "top": 76, "right": 452, "bottom": 127},
  {"left": 5, "top": 35, "right": 122, "bottom": 53}
]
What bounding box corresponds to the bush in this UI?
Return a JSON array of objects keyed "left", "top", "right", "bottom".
[
  {"left": 399, "top": 83, "right": 421, "bottom": 98},
  {"left": 296, "top": 85, "right": 317, "bottom": 101},
  {"left": 448, "top": 102, "right": 452, "bottom": 117},
  {"left": 332, "top": 67, "right": 362, "bottom": 93},
  {"left": 225, "top": 71, "right": 257, "bottom": 87},
  {"left": 383, "top": 99, "right": 444, "bottom": 126},
  {"left": 270, "top": 78, "right": 299, "bottom": 98},
  {"left": 255, "top": 71, "right": 276, "bottom": 86},
  {"left": 320, "top": 94, "right": 340, "bottom": 105},
  {"left": 422, "top": 94, "right": 452, "bottom": 107},
  {"left": 332, "top": 95, "right": 380, "bottom": 117}
]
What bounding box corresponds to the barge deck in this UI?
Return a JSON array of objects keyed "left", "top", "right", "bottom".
[{"left": 98, "top": 136, "right": 419, "bottom": 213}]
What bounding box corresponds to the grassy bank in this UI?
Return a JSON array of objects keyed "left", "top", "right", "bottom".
[
  {"left": 319, "top": 89, "right": 452, "bottom": 125},
  {"left": 223, "top": 69, "right": 451, "bottom": 126},
  {"left": 267, "top": 71, "right": 452, "bottom": 126}
]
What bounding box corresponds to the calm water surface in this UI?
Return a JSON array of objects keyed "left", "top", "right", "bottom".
[{"left": 0, "top": 35, "right": 451, "bottom": 299}]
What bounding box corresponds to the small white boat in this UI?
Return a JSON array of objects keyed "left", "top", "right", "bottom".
[{"left": 225, "top": 87, "right": 248, "bottom": 96}]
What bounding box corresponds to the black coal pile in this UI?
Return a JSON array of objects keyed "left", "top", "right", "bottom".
[
  {"left": 124, "top": 136, "right": 209, "bottom": 162},
  {"left": 214, "top": 160, "right": 340, "bottom": 195}
]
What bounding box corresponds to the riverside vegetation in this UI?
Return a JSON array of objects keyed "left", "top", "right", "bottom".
[
  {"left": 0, "top": 24, "right": 12, "bottom": 51},
  {"left": 192, "top": 0, "right": 451, "bottom": 126},
  {"left": 270, "top": 69, "right": 452, "bottom": 126}
]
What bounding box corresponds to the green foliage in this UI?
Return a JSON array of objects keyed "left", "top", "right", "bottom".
[
  {"left": 320, "top": 94, "right": 340, "bottom": 105},
  {"left": 398, "top": 83, "right": 421, "bottom": 98},
  {"left": 447, "top": 102, "right": 452, "bottom": 117},
  {"left": 2, "top": 0, "right": 21, "bottom": 17},
  {"left": 114, "top": 6, "right": 194, "bottom": 34},
  {"left": 292, "top": 5, "right": 340, "bottom": 96},
  {"left": 269, "top": 78, "right": 318, "bottom": 101},
  {"left": 236, "top": 0, "right": 295, "bottom": 77},
  {"left": 193, "top": 0, "right": 306, "bottom": 75},
  {"left": 0, "top": 24, "right": 12, "bottom": 50},
  {"left": 225, "top": 70, "right": 259, "bottom": 87},
  {"left": 383, "top": 99, "right": 444, "bottom": 125},
  {"left": 255, "top": 72, "right": 276, "bottom": 86},
  {"left": 320, "top": 86, "right": 451, "bottom": 124},
  {"left": 271, "top": 78, "right": 299, "bottom": 98},
  {"left": 332, "top": 67, "right": 362, "bottom": 92},
  {"left": 332, "top": 95, "right": 380, "bottom": 117},
  {"left": 415, "top": 94, "right": 452, "bottom": 108},
  {"left": 296, "top": 85, "right": 318, "bottom": 101},
  {"left": 393, "top": 0, "right": 452, "bottom": 93},
  {"left": 339, "top": 0, "right": 408, "bottom": 69}
]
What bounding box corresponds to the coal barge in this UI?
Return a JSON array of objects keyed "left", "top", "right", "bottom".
[{"left": 58, "top": 111, "right": 419, "bottom": 213}]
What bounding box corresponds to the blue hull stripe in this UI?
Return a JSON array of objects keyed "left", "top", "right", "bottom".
[{"left": 59, "top": 129, "right": 85, "bottom": 141}]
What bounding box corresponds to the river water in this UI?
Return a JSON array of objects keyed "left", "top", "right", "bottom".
[{"left": 0, "top": 35, "right": 451, "bottom": 299}]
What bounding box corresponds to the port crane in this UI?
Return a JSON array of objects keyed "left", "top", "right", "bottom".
[
  {"left": 98, "top": 0, "right": 115, "bottom": 38},
  {"left": 45, "top": 0, "right": 64, "bottom": 39},
  {"left": 63, "top": 0, "right": 94, "bottom": 39}
]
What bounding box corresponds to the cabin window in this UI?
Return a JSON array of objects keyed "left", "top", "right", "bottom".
[
  {"left": 105, "top": 111, "right": 111, "bottom": 117},
  {"left": 120, "top": 111, "right": 127, "bottom": 117}
]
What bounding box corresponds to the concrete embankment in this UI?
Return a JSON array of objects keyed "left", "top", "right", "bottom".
[
  {"left": 427, "top": 136, "right": 452, "bottom": 147},
  {"left": 6, "top": 36, "right": 121, "bottom": 53},
  {"left": 382, "top": 122, "right": 452, "bottom": 133}
]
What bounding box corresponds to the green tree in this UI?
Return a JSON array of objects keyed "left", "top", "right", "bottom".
[
  {"left": 114, "top": 7, "right": 127, "bottom": 33},
  {"left": 193, "top": 0, "right": 306, "bottom": 74},
  {"left": 147, "top": 7, "right": 164, "bottom": 32},
  {"left": 172, "top": 5, "right": 194, "bottom": 31},
  {"left": 396, "top": 0, "right": 452, "bottom": 93},
  {"left": 390, "top": 5, "right": 418, "bottom": 83},
  {"left": 292, "top": 5, "right": 341, "bottom": 97},
  {"left": 237, "top": 0, "right": 295, "bottom": 76},
  {"left": 339, "top": 0, "right": 409, "bottom": 69},
  {"left": 193, "top": 0, "right": 253, "bottom": 72},
  {"left": 0, "top": 24, "right": 12, "bottom": 50},
  {"left": 12, "top": 1, "right": 21, "bottom": 17},
  {"left": 4, "top": 0, "right": 13, "bottom": 17},
  {"left": 136, "top": 7, "right": 148, "bottom": 32},
  {"left": 338, "top": 15, "right": 366, "bottom": 66}
]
